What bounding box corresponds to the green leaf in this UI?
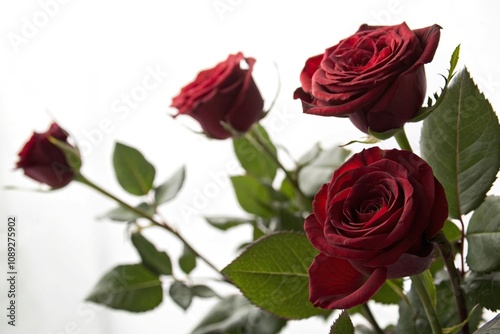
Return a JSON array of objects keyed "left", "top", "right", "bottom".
[
  {"left": 443, "top": 220, "right": 461, "bottom": 243},
  {"left": 421, "top": 270, "right": 437, "bottom": 308},
  {"left": 464, "top": 271, "right": 500, "bottom": 311},
  {"left": 131, "top": 233, "right": 172, "bottom": 276},
  {"left": 113, "top": 142, "right": 156, "bottom": 196},
  {"left": 233, "top": 124, "right": 277, "bottom": 182},
  {"left": 179, "top": 245, "right": 197, "bottom": 275},
  {"left": 466, "top": 196, "right": 500, "bottom": 272},
  {"left": 190, "top": 295, "right": 287, "bottom": 334},
  {"left": 372, "top": 278, "right": 404, "bottom": 305},
  {"left": 169, "top": 281, "right": 193, "bottom": 310},
  {"left": 276, "top": 209, "right": 305, "bottom": 232},
  {"left": 252, "top": 224, "right": 265, "bottom": 240},
  {"left": 230, "top": 175, "right": 274, "bottom": 218},
  {"left": 330, "top": 310, "right": 354, "bottom": 334},
  {"left": 298, "top": 145, "right": 350, "bottom": 197},
  {"left": 191, "top": 285, "right": 217, "bottom": 299},
  {"left": 421, "top": 68, "right": 500, "bottom": 218},
  {"left": 154, "top": 166, "right": 185, "bottom": 205},
  {"left": 475, "top": 314, "right": 500, "bottom": 333},
  {"left": 86, "top": 264, "right": 162, "bottom": 312},
  {"left": 221, "top": 232, "right": 326, "bottom": 319},
  {"left": 442, "top": 305, "right": 480, "bottom": 334},
  {"left": 99, "top": 202, "right": 154, "bottom": 222},
  {"left": 448, "top": 44, "right": 460, "bottom": 81},
  {"left": 205, "top": 217, "right": 254, "bottom": 231}
]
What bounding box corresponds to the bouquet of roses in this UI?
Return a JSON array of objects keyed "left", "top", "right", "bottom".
[{"left": 14, "top": 22, "right": 500, "bottom": 334}]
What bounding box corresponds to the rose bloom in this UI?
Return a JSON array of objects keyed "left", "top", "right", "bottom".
[
  {"left": 305, "top": 147, "right": 448, "bottom": 309},
  {"left": 294, "top": 23, "right": 441, "bottom": 134},
  {"left": 16, "top": 122, "right": 76, "bottom": 188},
  {"left": 172, "top": 52, "right": 264, "bottom": 140}
]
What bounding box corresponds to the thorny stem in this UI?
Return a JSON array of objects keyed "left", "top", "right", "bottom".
[
  {"left": 434, "top": 232, "right": 470, "bottom": 334},
  {"left": 394, "top": 126, "right": 469, "bottom": 333},
  {"left": 75, "top": 173, "right": 223, "bottom": 278},
  {"left": 361, "top": 303, "right": 384, "bottom": 334}
]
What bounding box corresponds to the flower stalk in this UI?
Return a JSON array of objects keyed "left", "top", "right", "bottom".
[
  {"left": 74, "top": 173, "right": 223, "bottom": 277},
  {"left": 394, "top": 128, "right": 413, "bottom": 151},
  {"left": 434, "top": 232, "right": 470, "bottom": 334}
]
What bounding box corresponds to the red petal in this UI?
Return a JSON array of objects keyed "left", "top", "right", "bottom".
[{"left": 308, "top": 254, "right": 387, "bottom": 309}]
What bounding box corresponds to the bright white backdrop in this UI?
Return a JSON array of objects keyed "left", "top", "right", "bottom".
[{"left": 1, "top": 1, "right": 499, "bottom": 333}]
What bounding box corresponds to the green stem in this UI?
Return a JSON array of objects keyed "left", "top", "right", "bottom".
[
  {"left": 410, "top": 274, "right": 442, "bottom": 334},
  {"left": 434, "top": 232, "right": 470, "bottom": 334},
  {"left": 74, "top": 173, "right": 223, "bottom": 276},
  {"left": 361, "top": 303, "right": 384, "bottom": 334},
  {"left": 246, "top": 126, "right": 310, "bottom": 210},
  {"left": 394, "top": 128, "right": 413, "bottom": 151}
]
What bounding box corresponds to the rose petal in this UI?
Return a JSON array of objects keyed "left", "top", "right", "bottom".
[{"left": 309, "top": 254, "right": 387, "bottom": 309}]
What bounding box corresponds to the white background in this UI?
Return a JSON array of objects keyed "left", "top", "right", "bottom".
[{"left": 1, "top": 0, "right": 499, "bottom": 333}]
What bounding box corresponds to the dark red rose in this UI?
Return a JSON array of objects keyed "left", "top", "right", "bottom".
[
  {"left": 294, "top": 23, "right": 441, "bottom": 134},
  {"left": 305, "top": 147, "right": 448, "bottom": 309},
  {"left": 172, "top": 52, "right": 264, "bottom": 139},
  {"left": 16, "top": 123, "right": 76, "bottom": 188}
]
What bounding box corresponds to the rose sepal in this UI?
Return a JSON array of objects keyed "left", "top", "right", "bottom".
[
  {"left": 410, "top": 44, "right": 461, "bottom": 123},
  {"left": 47, "top": 134, "right": 82, "bottom": 173}
]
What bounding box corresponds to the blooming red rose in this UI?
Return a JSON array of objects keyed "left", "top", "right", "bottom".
[
  {"left": 172, "top": 52, "right": 264, "bottom": 139},
  {"left": 305, "top": 147, "right": 448, "bottom": 309},
  {"left": 16, "top": 123, "right": 76, "bottom": 188},
  {"left": 294, "top": 23, "right": 441, "bottom": 134}
]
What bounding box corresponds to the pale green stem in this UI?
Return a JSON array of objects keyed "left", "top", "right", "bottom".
[
  {"left": 74, "top": 174, "right": 222, "bottom": 276},
  {"left": 394, "top": 128, "right": 413, "bottom": 151}
]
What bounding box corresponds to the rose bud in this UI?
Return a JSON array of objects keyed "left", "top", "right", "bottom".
[
  {"left": 171, "top": 52, "right": 264, "bottom": 140},
  {"left": 294, "top": 23, "right": 441, "bottom": 134},
  {"left": 16, "top": 122, "right": 78, "bottom": 188},
  {"left": 305, "top": 147, "right": 448, "bottom": 309}
]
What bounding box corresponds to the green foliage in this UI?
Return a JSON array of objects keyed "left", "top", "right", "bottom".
[
  {"left": 233, "top": 124, "right": 277, "bottom": 182},
  {"left": 464, "top": 271, "right": 500, "bottom": 311},
  {"left": 421, "top": 68, "right": 500, "bottom": 218},
  {"left": 421, "top": 270, "right": 437, "bottom": 308},
  {"left": 466, "top": 196, "right": 500, "bottom": 272},
  {"left": 99, "top": 202, "right": 154, "bottom": 222},
  {"left": 330, "top": 311, "right": 354, "bottom": 334},
  {"left": 442, "top": 220, "right": 462, "bottom": 243},
  {"left": 475, "top": 314, "right": 500, "bottom": 333},
  {"left": 113, "top": 142, "right": 156, "bottom": 196},
  {"left": 154, "top": 166, "right": 185, "bottom": 205},
  {"left": 191, "top": 285, "right": 217, "bottom": 299},
  {"left": 86, "top": 264, "right": 162, "bottom": 312},
  {"left": 230, "top": 175, "right": 274, "bottom": 218},
  {"left": 372, "top": 279, "right": 404, "bottom": 305},
  {"left": 169, "top": 281, "right": 193, "bottom": 310},
  {"left": 179, "top": 245, "right": 197, "bottom": 274},
  {"left": 190, "top": 295, "right": 287, "bottom": 334},
  {"left": 396, "top": 277, "right": 483, "bottom": 333},
  {"left": 297, "top": 145, "right": 350, "bottom": 197},
  {"left": 131, "top": 232, "right": 172, "bottom": 276},
  {"left": 205, "top": 217, "right": 255, "bottom": 231},
  {"left": 222, "top": 232, "right": 326, "bottom": 319}
]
